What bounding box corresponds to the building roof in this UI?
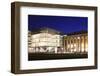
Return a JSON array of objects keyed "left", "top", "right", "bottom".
[
  {"left": 31, "top": 27, "right": 61, "bottom": 35},
  {"left": 67, "top": 30, "right": 87, "bottom": 36},
  {"left": 30, "top": 27, "right": 87, "bottom": 36}
]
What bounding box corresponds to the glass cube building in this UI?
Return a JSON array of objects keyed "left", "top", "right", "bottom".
[{"left": 28, "top": 27, "right": 63, "bottom": 53}]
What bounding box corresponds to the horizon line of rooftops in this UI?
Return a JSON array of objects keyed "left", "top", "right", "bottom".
[{"left": 28, "top": 27, "right": 87, "bottom": 35}]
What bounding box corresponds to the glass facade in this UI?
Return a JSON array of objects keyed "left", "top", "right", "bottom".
[
  {"left": 28, "top": 29, "right": 63, "bottom": 53},
  {"left": 31, "top": 33, "right": 61, "bottom": 47}
]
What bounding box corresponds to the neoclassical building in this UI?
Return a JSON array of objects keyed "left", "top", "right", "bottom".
[{"left": 63, "top": 31, "right": 88, "bottom": 53}]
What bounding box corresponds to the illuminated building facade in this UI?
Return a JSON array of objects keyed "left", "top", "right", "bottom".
[
  {"left": 28, "top": 27, "right": 62, "bottom": 53},
  {"left": 28, "top": 27, "right": 88, "bottom": 54},
  {"left": 63, "top": 31, "right": 88, "bottom": 53},
  {"left": 28, "top": 31, "right": 32, "bottom": 47}
]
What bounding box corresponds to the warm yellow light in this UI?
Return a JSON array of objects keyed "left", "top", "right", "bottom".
[
  {"left": 77, "top": 37, "right": 80, "bottom": 39},
  {"left": 74, "top": 44, "right": 76, "bottom": 47},
  {"left": 71, "top": 44, "right": 73, "bottom": 48}
]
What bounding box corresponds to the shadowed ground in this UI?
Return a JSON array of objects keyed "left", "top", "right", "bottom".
[{"left": 28, "top": 53, "right": 88, "bottom": 61}]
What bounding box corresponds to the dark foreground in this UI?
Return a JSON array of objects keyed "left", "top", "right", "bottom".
[{"left": 28, "top": 53, "right": 88, "bottom": 61}]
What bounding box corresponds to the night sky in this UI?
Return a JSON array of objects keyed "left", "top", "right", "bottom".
[{"left": 28, "top": 15, "right": 88, "bottom": 34}]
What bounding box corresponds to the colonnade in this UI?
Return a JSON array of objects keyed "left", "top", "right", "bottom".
[{"left": 63, "top": 34, "right": 88, "bottom": 53}]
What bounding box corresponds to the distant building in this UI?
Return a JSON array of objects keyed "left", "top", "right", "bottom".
[
  {"left": 28, "top": 31, "right": 34, "bottom": 53},
  {"left": 28, "top": 31, "right": 32, "bottom": 47}
]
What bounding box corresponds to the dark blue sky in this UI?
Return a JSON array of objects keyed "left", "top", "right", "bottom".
[{"left": 28, "top": 15, "right": 88, "bottom": 34}]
